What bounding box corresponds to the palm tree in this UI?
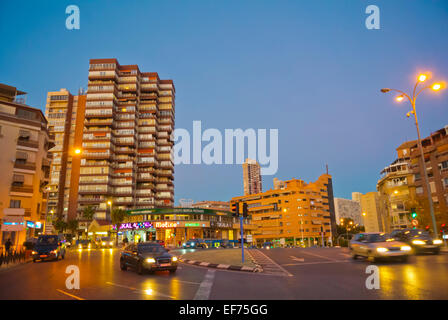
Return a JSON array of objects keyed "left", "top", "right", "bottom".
[
  {"left": 82, "top": 205, "right": 95, "bottom": 221},
  {"left": 53, "top": 218, "right": 68, "bottom": 234},
  {"left": 111, "top": 208, "right": 128, "bottom": 246},
  {"left": 66, "top": 219, "right": 79, "bottom": 235}
]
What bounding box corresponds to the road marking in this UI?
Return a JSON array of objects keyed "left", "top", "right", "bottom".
[
  {"left": 281, "top": 260, "right": 350, "bottom": 267},
  {"left": 56, "top": 289, "right": 85, "bottom": 300},
  {"left": 251, "top": 249, "right": 293, "bottom": 277},
  {"left": 299, "top": 250, "right": 339, "bottom": 261},
  {"left": 289, "top": 256, "right": 305, "bottom": 262},
  {"left": 194, "top": 269, "right": 216, "bottom": 300},
  {"left": 105, "top": 281, "right": 175, "bottom": 299}
]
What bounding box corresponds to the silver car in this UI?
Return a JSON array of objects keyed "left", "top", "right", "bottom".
[{"left": 349, "top": 232, "right": 412, "bottom": 262}]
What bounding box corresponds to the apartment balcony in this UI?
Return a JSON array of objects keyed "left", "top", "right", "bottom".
[
  {"left": 83, "top": 151, "right": 111, "bottom": 160},
  {"left": 78, "top": 188, "right": 110, "bottom": 195},
  {"left": 137, "top": 173, "right": 155, "bottom": 182},
  {"left": 115, "top": 147, "right": 136, "bottom": 154},
  {"left": 78, "top": 197, "right": 105, "bottom": 204},
  {"left": 138, "top": 127, "right": 156, "bottom": 133},
  {"left": 159, "top": 161, "right": 173, "bottom": 169},
  {"left": 111, "top": 179, "right": 133, "bottom": 187},
  {"left": 155, "top": 193, "right": 174, "bottom": 200},
  {"left": 137, "top": 157, "right": 156, "bottom": 167},
  {"left": 115, "top": 162, "right": 134, "bottom": 169},
  {"left": 85, "top": 111, "right": 114, "bottom": 118},
  {"left": 115, "top": 138, "right": 135, "bottom": 146},
  {"left": 17, "top": 139, "right": 39, "bottom": 149},
  {"left": 84, "top": 119, "right": 113, "bottom": 127},
  {"left": 137, "top": 183, "right": 155, "bottom": 190},
  {"left": 82, "top": 142, "right": 112, "bottom": 149},
  {"left": 88, "top": 72, "right": 117, "bottom": 81},
  {"left": 10, "top": 184, "right": 34, "bottom": 194},
  {"left": 84, "top": 127, "right": 112, "bottom": 134},
  {"left": 156, "top": 170, "right": 173, "bottom": 178},
  {"left": 14, "top": 161, "right": 36, "bottom": 172},
  {"left": 113, "top": 197, "right": 134, "bottom": 205}
]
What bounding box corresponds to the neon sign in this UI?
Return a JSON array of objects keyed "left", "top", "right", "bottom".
[
  {"left": 113, "top": 221, "right": 153, "bottom": 230},
  {"left": 155, "top": 222, "right": 177, "bottom": 228}
]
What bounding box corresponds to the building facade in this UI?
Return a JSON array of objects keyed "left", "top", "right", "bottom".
[
  {"left": 334, "top": 197, "right": 362, "bottom": 225},
  {"left": 242, "top": 158, "right": 262, "bottom": 196},
  {"left": 231, "top": 174, "right": 336, "bottom": 247},
  {"left": 191, "top": 201, "right": 230, "bottom": 211},
  {"left": 407, "top": 126, "right": 448, "bottom": 233},
  {"left": 45, "top": 89, "right": 86, "bottom": 225},
  {"left": 78, "top": 59, "right": 175, "bottom": 220},
  {"left": 114, "top": 207, "right": 255, "bottom": 247},
  {"left": 360, "top": 192, "right": 385, "bottom": 233},
  {"left": 0, "top": 84, "right": 52, "bottom": 247}
]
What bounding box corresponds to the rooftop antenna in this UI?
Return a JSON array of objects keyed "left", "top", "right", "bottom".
[{"left": 326, "top": 163, "right": 329, "bottom": 174}]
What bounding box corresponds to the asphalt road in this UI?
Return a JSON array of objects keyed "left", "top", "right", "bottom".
[{"left": 0, "top": 247, "right": 446, "bottom": 300}]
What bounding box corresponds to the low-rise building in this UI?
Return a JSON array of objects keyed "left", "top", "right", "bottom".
[
  {"left": 360, "top": 192, "right": 386, "bottom": 233},
  {"left": 0, "top": 84, "right": 53, "bottom": 248},
  {"left": 231, "top": 174, "right": 336, "bottom": 247}
]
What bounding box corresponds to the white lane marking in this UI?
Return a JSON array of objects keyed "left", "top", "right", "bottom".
[
  {"left": 299, "top": 250, "right": 340, "bottom": 261},
  {"left": 253, "top": 250, "right": 293, "bottom": 277},
  {"left": 193, "top": 269, "right": 216, "bottom": 300},
  {"left": 281, "top": 260, "right": 350, "bottom": 267},
  {"left": 56, "top": 289, "right": 85, "bottom": 300},
  {"left": 340, "top": 253, "right": 351, "bottom": 258},
  {"left": 105, "top": 281, "right": 175, "bottom": 299},
  {"left": 289, "top": 256, "right": 305, "bottom": 262}
]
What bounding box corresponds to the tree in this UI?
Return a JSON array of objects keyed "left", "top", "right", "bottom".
[
  {"left": 111, "top": 208, "right": 129, "bottom": 246},
  {"left": 82, "top": 205, "right": 95, "bottom": 221},
  {"left": 53, "top": 218, "right": 67, "bottom": 234},
  {"left": 66, "top": 219, "right": 79, "bottom": 235}
]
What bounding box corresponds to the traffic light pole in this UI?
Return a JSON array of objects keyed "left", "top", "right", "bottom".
[{"left": 240, "top": 216, "right": 244, "bottom": 263}]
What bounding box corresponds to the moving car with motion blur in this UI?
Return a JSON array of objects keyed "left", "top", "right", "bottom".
[
  {"left": 32, "top": 235, "right": 66, "bottom": 262},
  {"left": 77, "top": 239, "right": 92, "bottom": 250},
  {"left": 96, "top": 236, "right": 113, "bottom": 248},
  {"left": 390, "top": 228, "right": 443, "bottom": 255},
  {"left": 120, "top": 242, "right": 178, "bottom": 274},
  {"left": 182, "top": 239, "right": 208, "bottom": 249},
  {"left": 349, "top": 232, "right": 411, "bottom": 262},
  {"left": 261, "top": 242, "right": 273, "bottom": 249}
]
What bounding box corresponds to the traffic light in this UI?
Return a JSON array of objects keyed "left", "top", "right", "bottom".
[
  {"left": 411, "top": 208, "right": 417, "bottom": 219},
  {"left": 242, "top": 203, "right": 248, "bottom": 218},
  {"left": 231, "top": 202, "right": 239, "bottom": 217}
]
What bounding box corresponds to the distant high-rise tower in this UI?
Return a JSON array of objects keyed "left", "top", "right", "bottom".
[{"left": 242, "top": 159, "right": 262, "bottom": 195}]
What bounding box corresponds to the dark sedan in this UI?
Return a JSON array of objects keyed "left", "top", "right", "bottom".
[
  {"left": 391, "top": 228, "right": 443, "bottom": 254},
  {"left": 120, "top": 242, "right": 178, "bottom": 275},
  {"left": 32, "top": 235, "right": 66, "bottom": 262}
]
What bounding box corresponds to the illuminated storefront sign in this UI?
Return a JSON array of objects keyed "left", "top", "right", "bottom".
[
  {"left": 26, "top": 221, "right": 35, "bottom": 228},
  {"left": 155, "top": 221, "right": 177, "bottom": 228},
  {"left": 113, "top": 221, "right": 154, "bottom": 230},
  {"left": 185, "top": 223, "right": 200, "bottom": 227}
]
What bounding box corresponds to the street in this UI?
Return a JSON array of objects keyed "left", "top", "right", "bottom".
[{"left": 0, "top": 247, "right": 447, "bottom": 300}]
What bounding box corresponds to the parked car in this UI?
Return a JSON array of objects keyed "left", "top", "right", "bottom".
[
  {"left": 120, "top": 242, "right": 178, "bottom": 274},
  {"left": 390, "top": 228, "right": 443, "bottom": 255},
  {"left": 220, "top": 239, "right": 234, "bottom": 248},
  {"left": 349, "top": 232, "right": 411, "bottom": 262},
  {"left": 32, "top": 235, "right": 66, "bottom": 262},
  {"left": 182, "top": 239, "right": 208, "bottom": 249}
]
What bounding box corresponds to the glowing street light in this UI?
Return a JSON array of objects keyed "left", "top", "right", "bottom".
[
  {"left": 74, "top": 148, "right": 82, "bottom": 155},
  {"left": 381, "top": 72, "right": 445, "bottom": 236}
]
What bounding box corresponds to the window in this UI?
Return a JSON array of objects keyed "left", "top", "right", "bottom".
[
  {"left": 10, "top": 200, "right": 21, "bottom": 208},
  {"left": 17, "top": 109, "right": 37, "bottom": 120},
  {"left": 416, "top": 187, "right": 423, "bottom": 194}
]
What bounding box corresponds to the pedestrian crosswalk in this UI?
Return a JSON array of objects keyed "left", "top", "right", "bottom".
[{"left": 247, "top": 249, "right": 292, "bottom": 276}]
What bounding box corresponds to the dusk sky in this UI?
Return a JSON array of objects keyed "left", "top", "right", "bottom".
[{"left": 1, "top": 0, "right": 448, "bottom": 204}]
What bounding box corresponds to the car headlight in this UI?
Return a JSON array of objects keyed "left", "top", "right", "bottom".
[
  {"left": 32, "top": 251, "right": 37, "bottom": 254},
  {"left": 78, "top": 244, "right": 82, "bottom": 248},
  {"left": 412, "top": 240, "right": 425, "bottom": 245},
  {"left": 182, "top": 243, "right": 186, "bottom": 246},
  {"left": 51, "top": 250, "right": 58, "bottom": 254},
  {"left": 191, "top": 242, "right": 195, "bottom": 246},
  {"left": 400, "top": 246, "right": 412, "bottom": 251},
  {"left": 146, "top": 258, "right": 156, "bottom": 263},
  {"left": 172, "top": 256, "right": 178, "bottom": 262},
  {"left": 376, "top": 247, "right": 388, "bottom": 253},
  {"left": 433, "top": 239, "right": 442, "bottom": 245},
  {"left": 102, "top": 242, "right": 105, "bottom": 245},
  {"left": 109, "top": 242, "right": 113, "bottom": 245}
]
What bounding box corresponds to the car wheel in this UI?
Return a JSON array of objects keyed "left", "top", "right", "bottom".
[
  {"left": 433, "top": 248, "right": 440, "bottom": 255},
  {"left": 169, "top": 269, "right": 177, "bottom": 274},
  {"left": 368, "top": 251, "right": 376, "bottom": 263},
  {"left": 401, "top": 255, "right": 409, "bottom": 263},
  {"left": 120, "top": 260, "right": 127, "bottom": 271},
  {"left": 137, "top": 262, "right": 144, "bottom": 275}
]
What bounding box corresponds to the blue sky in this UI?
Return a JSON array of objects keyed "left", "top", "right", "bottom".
[{"left": 1, "top": 0, "right": 448, "bottom": 203}]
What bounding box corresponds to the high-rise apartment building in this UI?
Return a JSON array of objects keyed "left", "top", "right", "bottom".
[
  {"left": 242, "top": 158, "right": 262, "bottom": 196},
  {"left": 231, "top": 174, "right": 336, "bottom": 246},
  {"left": 45, "top": 89, "right": 86, "bottom": 223},
  {"left": 191, "top": 201, "right": 230, "bottom": 211},
  {"left": 0, "top": 84, "right": 52, "bottom": 246},
  {"left": 78, "top": 59, "right": 175, "bottom": 220}
]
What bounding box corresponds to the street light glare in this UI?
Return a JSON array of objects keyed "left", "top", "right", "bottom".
[
  {"left": 396, "top": 95, "right": 404, "bottom": 102},
  {"left": 418, "top": 74, "right": 427, "bottom": 82},
  {"left": 107, "top": 201, "right": 112, "bottom": 205},
  {"left": 432, "top": 83, "right": 441, "bottom": 91},
  {"left": 74, "top": 148, "right": 82, "bottom": 154}
]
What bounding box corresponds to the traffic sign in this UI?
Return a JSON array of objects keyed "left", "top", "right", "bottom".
[{"left": 411, "top": 219, "right": 419, "bottom": 226}]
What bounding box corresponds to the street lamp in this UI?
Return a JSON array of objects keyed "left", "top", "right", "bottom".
[{"left": 381, "top": 73, "right": 445, "bottom": 236}]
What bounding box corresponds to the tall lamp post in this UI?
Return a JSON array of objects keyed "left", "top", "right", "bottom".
[{"left": 381, "top": 74, "right": 445, "bottom": 236}]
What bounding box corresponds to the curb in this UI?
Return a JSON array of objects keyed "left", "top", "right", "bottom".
[
  {"left": 179, "top": 258, "right": 262, "bottom": 273},
  {"left": 0, "top": 259, "right": 32, "bottom": 272}
]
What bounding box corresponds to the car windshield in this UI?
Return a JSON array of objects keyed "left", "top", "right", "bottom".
[
  {"left": 407, "top": 229, "right": 430, "bottom": 237},
  {"left": 37, "top": 236, "right": 58, "bottom": 245},
  {"left": 138, "top": 244, "right": 166, "bottom": 253},
  {"left": 366, "top": 234, "right": 391, "bottom": 243},
  {"left": 101, "top": 237, "right": 111, "bottom": 241}
]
